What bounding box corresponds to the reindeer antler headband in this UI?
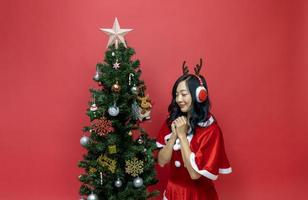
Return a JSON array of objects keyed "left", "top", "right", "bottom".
[
  {"left": 182, "top": 58, "right": 203, "bottom": 76},
  {"left": 181, "top": 58, "right": 207, "bottom": 102}
]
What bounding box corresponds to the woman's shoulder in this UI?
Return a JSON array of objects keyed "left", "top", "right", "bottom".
[
  {"left": 195, "top": 114, "right": 221, "bottom": 137},
  {"left": 197, "top": 113, "right": 217, "bottom": 128}
]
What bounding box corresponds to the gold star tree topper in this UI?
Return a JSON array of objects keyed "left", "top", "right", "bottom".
[{"left": 100, "top": 17, "right": 133, "bottom": 49}]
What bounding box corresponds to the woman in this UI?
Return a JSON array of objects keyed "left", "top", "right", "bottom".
[{"left": 156, "top": 61, "right": 232, "bottom": 200}]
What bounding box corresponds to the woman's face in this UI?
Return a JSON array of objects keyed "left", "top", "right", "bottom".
[{"left": 175, "top": 81, "right": 192, "bottom": 113}]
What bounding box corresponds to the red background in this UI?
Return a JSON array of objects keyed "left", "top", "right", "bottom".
[{"left": 0, "top": 0, "right": 307, "bottom": 199}]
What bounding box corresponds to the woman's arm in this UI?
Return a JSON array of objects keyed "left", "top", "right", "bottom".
[
  {"left": 157, "top": 125, "right": 177, "bottom": 167},
  {"left": 175, "top": 117, "right": 201, "bottom": 180},
  {"left": 178, "top": 135, "right": 201, "bottom": 179}
]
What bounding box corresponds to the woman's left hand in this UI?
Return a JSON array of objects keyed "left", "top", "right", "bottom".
[{"left": 174, "top": 116, "right": 188, "bottom": 139}]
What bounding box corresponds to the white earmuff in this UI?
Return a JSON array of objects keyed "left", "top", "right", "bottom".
[{"left": 193, "top": 75, "right": 207, "bottom": 103}]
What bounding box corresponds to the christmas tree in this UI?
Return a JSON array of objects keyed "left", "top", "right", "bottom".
[{"left": 78, "top": 18, "right": 158, "bottom": 200}]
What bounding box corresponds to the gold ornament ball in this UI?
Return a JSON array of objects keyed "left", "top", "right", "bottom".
[
  {"left": 111, "top": 81, "right": 121, "bottom": 93},
  {"left": 128, "top": 131, "right": 133, "bottom": 136}
]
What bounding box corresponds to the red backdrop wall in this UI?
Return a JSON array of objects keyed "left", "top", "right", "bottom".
[{"left": 0, "top": 0, "right": 307, "bottom": 199}]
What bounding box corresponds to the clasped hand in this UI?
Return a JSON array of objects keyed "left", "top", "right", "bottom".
[{"left": 171, "top": 116, "right": 188, "bottom": 139}]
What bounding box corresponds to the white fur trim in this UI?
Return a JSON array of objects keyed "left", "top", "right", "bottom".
[
  {"left": 162, "top": 132, "right": 193, "bottom": 151},
  {"left": 156, "top": 141, "right": 165, "bottom": 148},
  {"left": 197, "top": 116, "right": 214, "bottom": 127},
  {"left": 190, "top": 152, "right": 232, "bottom": 180},
  {"left": 163, "top": 190, "right": 168, "bottom": 200},
  {"left": 158, "top": 116, "right": 214, "bottom": 151},
  {"left": 195, "top": 86, "right": 206, "bottom": 103},
  {"left": 164, "top": 132, "right": 172, "bottom": 142},
  {"left": 174, "top": 160, "right": 181, "bottom": 167},
  {"left": 219, "top": 167, "right": 232, "bottom": 174},
  {"left": 190, "top": 152, "right": 218, "bottom": 180},
  {"left": 173, "top": 134, "right": 193, "bottom": 151}
]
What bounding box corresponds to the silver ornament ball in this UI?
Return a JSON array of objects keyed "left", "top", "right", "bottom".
[
  {"left": 131, "top": 86, "right": 139, "bottom": 95},
  {"left": 93, "top": 72, "right": 100, "bottom": 81},
  {"left": 137, "top": 138, "right": 143, "bottom": 144},
  {"left": 133, "top": 177, "right": 143, "bottom": 188},
  {"left": 108, "top": 106, "right": 119, "bottom": 116},
  {"left": 114, "top": 178, "right": 123, "bottom": 188},
  {"left": 87, "top": 193, "right": 98, "bottom": 200},
  {"left": 80, "top": 136, "right": 90, "bottom": 147}
]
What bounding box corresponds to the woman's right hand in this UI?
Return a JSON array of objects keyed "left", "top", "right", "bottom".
[{"left": 173, "top": 116, "right": 188, "bottom": 139}]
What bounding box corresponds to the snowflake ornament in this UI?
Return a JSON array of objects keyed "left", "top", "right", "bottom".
[
  {"left": 113, "top": 60, "right": 120, "bottom": 69},
  {"left": 125, "top": 157, "right": 144, "bottom": 177},
  {"left": 91, "top": 117, "right": 114, "bottom": 136}
]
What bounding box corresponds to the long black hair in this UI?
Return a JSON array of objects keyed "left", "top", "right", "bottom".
[{"left": 167, "top": 74, "right": 211, "bottom": 134}]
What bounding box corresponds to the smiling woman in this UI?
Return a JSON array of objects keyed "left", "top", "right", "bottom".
[
  {"left": 156, "top": 60, "right": 232, "bottom": 200},
  {"left": 175, "top": 81, "right": 192, "bottom": 113},
  {"left": 1, "top": 0, "right": 307, "bottom": 199}
]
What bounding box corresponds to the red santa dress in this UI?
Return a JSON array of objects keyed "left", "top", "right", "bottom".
[{"left": 156, "top": 115, "right": 232, "bottom": 200}]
